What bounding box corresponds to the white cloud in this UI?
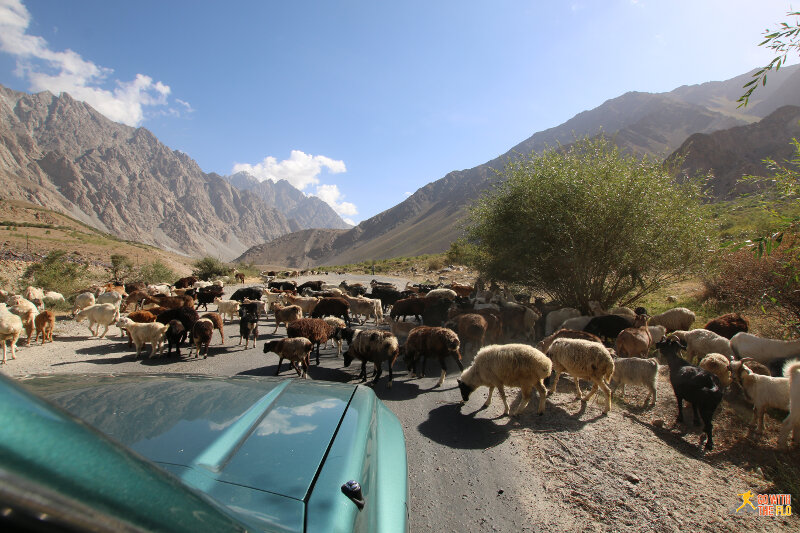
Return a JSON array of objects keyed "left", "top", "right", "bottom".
[
  {"left": 0, "top": 0, "right": 182, "bottom": 126},
  {"left": 404, "top": 191, "right": 412, "bottom": 197},
  {"left": 313, "top": 183, "right": 357, "bottom": 223},
  {"left": 233, "top": 150, "right": 346, "bottom": 190}
]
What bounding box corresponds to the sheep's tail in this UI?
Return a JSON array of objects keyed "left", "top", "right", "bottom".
[{"left": 783, "top": 360, "right": 800, "bottom": 381}]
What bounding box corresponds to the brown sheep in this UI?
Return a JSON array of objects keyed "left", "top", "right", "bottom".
[
  {"left": 444, "top": 313, "right": 487, "bottom": 356},
  {"left": 403, "top": 326, "right": 463, "bottom": 387},
  {"left": 189, "top": 318, "right": 214, "bottom": 358},
  {"left": 287, "top": 318, "right": 339, "bottom": 365},
  {"left": 269, "top": 302, "right": 303, "bottom": 333},
  {"left": 536, "top": 328, "right": 603, "bottom": 354},
  {"left": 34, "top": 310, "right": 55, "bottom": 344},
  {"left": 614, "top": 315, "right": 651, "bottom": 358},
  {"left": 201, "top": 312, "right": 225, "bottom": 345},
  {"left": 704, "top": 313, "right": 749, "bottom": 339},
  {"left": 343, "top": 330, "right": 400, "bottom": 387},
  {"left": 310, "top": 297, "right": 351, "bottom": 327}
]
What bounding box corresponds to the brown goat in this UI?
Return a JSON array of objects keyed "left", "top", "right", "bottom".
[
  {"left": 201, "top": 312, "right": 225, "bottom": 344},
  {"left": 34, "top": 310, "right": 55, "bottom": 344}
]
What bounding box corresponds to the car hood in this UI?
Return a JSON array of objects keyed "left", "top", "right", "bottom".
[{"left": 19, "top": 373, "right": 359, "bottom": 532}]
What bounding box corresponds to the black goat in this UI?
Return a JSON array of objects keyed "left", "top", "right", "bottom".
[
  {"left": 230, "top": 287, "right": 263, "bottom": 302},
  {"left": 165, "top": 320, "right": 187, "bottom": 357},
  {"left": 583, "top": 314, "right": 633, "bottom": 341},
  {"left": 656, "top": 337, "right": 724, "bottom": 451}
]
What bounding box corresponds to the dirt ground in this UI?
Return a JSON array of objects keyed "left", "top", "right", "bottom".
[{"left": 1, "top": 266, "right": 798, "bottom": 531}]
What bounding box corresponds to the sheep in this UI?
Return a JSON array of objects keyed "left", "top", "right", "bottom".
[
  {"left": 402, "top": 326, "right": 463, "bottom": 387},
  {"left": 390, "top": 297, "right": 426, "bottom": 322},
  {"left": 730, "top": 332, "right": 800, "bottom": 367},
  {"left": 269, "top": 302, "right": 303, "bottom": 333},
  {"left": 23, "top": 286, "right": 45, "bottom": 303},
  {"left": 0, "top": 304, "right": 23, "bottom": 363},
  {"left": 42, "top": 291, "right": 65, "bottom": 305},
  {"left": 587, "top": 301, "right": 637, "bottom": 318},
  {"left": 444, "top": 313, "right": 488, "bottom": 356},
  {"left": 310, "top": 297, "right": 351, "bottom": 327},
  {"left": 583, "top": 314, "right": 634, "bottom": 342},
  {"left": 213, "top": 298, "right": 240, "bottom": 323},
  {"left": 148, "top": 283, "right": 172, "bottom": 296},
  {"left": 668, "top": 329, "right": 733, "bottom": 363},
  {"left": 704, "top": 313, "right": 749, "bottom": 339},
  {"left": 264, "top": 338, "right": 313, "bottom": 378},
  {"left": 735, "top": 362, "right": 794, "bottom": 435},
  {"left": 426, "top": 288, "right": 457, "bottom": 300},
  {"left": 323, "top": 316, "right": 347, "bottom": 355},
  {"left": 165, "top": 320, "right": 187, "bottom": 357},
  {"left": 200, "top": 312, "right": 225, "bottom": 345},
  {"left": 189, "top": 318, "right": 214, "bottom": 358},
  {"left": 778, "top": 361, "right": 800, "bottom": 449},
  {"left": 610, "top": 357, "right": 659, "bottom": 407},
  {"left": 536, "top": 328, "right": 603, "bottom": 354},
  {"left": 698, "top": 353, "right": 733, "bottom": 387},
  {"left": 614, "top": 315, "right": 651, "bottom": 358},
  {"left": 34, "top": 310, "right": 55, "bottom": 344},
  {"left": 656, "top": 337, "right": 724, "bottom": 450},
  {"left": 648, "top": 307, "right": 695, "bottom": 333},
  {"left": 75, "top": 303, "right": 120, "bottom": 338},
  {"left": 287, "top": 318, "right": 339, "bottom": 365},
  {"left": 546, "top": 338, "right": 615, "bottom": 413},
  {"left": 230, "top": 287, "right": 264, "bottom": 302},
  {"left": 8, "top": 305, "right": 36, "bottom": 346},
  {"left": 457, "top": 344, "right": 552, "bottom": 416},
  {"left": 238, "top": 309, "right": 259, "bottom": 349},
  {"left": 343, "top": 329, "right": 400, "bottom": 387},
  {"left": 545, "top": 307, "right": 581, "bottom": 336},
  {"left": 116, "top": 319, "right": 170, "bottom": 358},
  {"left": 421, "top": 296, "right": 453, "bottom": 328},
  {"left": 648, "top": 325, "right": 667, "bottom": 345},
  {"left": 242, "top": 297, "right": 267, "bottom": 317}
]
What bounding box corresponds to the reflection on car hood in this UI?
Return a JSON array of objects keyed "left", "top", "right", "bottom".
[{"left": 23, "top": 374, "right": 355, "bottom": 501}]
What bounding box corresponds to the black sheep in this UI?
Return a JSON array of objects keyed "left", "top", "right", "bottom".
[
  {"left": 165, "top": 320, "right": 187, "bottom": 357},
  {"left": 230, "top": 287, "right": 264, "bottom": 302},
  {"left": 583, "top": 314, "right": 633, "bottom": 342},
  {"left": 195, "top": 285, "right": 224, "bottom": 311},
  {"left": 310, "top": 297, "right": 351, "bottom": 327},
  {"left": 152, "top": 307, "right": 199, "bottom": 343}
]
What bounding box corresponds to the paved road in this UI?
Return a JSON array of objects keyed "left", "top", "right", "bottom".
[{"left": 2, "top": 274, "right": 550, "bottom": 532}]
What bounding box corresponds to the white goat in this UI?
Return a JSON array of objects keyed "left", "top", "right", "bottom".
[
  {"left": 736, "top": 363, "right": 794, "bottom": 434},
  {"left": 778, "top": 361, "right": 800, "bottom": 449},
  {"left": 730, "top": 332, "right": 800, "bottom": 366},
  {"left": 116, "top": 318, "right": 170, "bottom": 358},
  {"left": 610, "top": 357, "right": 659, "bottom": 406},
  {"left": 545, "top": 307, "right": 581, "bottom": 336},
  {"left": 668, "top": 329, "right": 733, "bottom": 363},
  {"left": 74, "top": 303, "right": 120, "bottom": 337},
  {"left": 0, "top": 304, "right": 23, "bottom": 363},
  {"left": 213, "top": 298, "right": 240, "bottom": 323}
]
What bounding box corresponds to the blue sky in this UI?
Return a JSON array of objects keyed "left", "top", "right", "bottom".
[{"left": 0, "top": 0, "right": 796, "bottom": 224}]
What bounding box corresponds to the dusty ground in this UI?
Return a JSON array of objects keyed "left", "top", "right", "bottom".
[{"left": 1, "top": 272, "right": 797, "bottom": 531}]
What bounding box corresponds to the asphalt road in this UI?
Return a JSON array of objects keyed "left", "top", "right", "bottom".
[{"left": 2, "top": 274, "right": 551, "bottom": 532}]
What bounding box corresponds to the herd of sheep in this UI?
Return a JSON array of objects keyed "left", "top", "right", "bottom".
[{"left": 1, "top": 275, "right": 799, "bottom": 452}]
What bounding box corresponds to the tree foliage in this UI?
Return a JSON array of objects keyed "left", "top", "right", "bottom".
[
  {"left": 110, "top": 254, "right": 134, "bottom": 281},
  {"left": 464, "top": 136, "right": 711, "bottom": 311},
  {"left": 137, "top": 260, "right": 178, "bottom": 285},
  {"left": 192, "top": 256, "right": 232, "bottom": 281},
  {"left": 739, "top": 11, "right": 800, "bottom": 107},
  {"left": 22, "top": 250, "right": 90, "bottom": 295}
]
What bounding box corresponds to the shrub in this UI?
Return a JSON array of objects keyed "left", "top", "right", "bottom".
[
  {"left": 22, "top": 250, "right": 90, "bottom": 295},
  {"left": 192, "top": 257, "right": 232, "bottom": 281},
  {"left": 137, "top": 260, "right": 178, "bottom": 285}
]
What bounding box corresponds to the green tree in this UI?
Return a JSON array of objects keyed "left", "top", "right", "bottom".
[
  {"left": 23, "top": 250, "right": 90, "bottom": 295},
  {"left": 110, "top": 254, "right": 134, "bottom": 281},
  {"left": 739, "top": 11, "right": 800, "bottom": 107},
  {"left": 137, "top": 260, "right": 178, "bottom": 285},
  {"left": 192, "top": 256, "right": 232, "bottom": 281},
  {"left": 464, "top": 136, "right": 710, "bottom": 311}
]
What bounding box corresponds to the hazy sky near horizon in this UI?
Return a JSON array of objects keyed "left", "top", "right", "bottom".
[{"left": 0, "top": 0, "right": 796, "bottom": 224}]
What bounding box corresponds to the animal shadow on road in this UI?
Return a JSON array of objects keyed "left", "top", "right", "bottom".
[{"left": 418, "top": 402, "right": 511, "bottom": 450}]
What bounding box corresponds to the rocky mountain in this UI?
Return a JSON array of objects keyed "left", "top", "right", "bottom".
[
  {"left": 226, "top": 171, "right": 351, "bottom": 230},
  {"left": 238, "top": 65, "right": 800, "bottom": 267},
  {"left": 0, "top": 85, "right": 299, "bottom": 260}
]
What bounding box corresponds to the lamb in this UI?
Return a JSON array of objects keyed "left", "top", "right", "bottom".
[
  {"left": 544, "top": 307, "right": 581, "bottom": 336},
  {"left": 74, "top": 303, "right": 120, "bottom": 338},
  {"left": 165, "top": 320, "right": 187, "bottom": 357},
  {"left": 656, "top": 337, "right": 724, "bottom": 450},
  {"left": 703, "top": 313, "right": 749, "bottom": 339},
  {"left": 213, "top": 298, "right": 240, "bottom": 323},
  {"left": 614, "top": 315, "right": 651, "bottom": 358},
  {"left": 648, "top": 307, "right": 696, "bottom": 332},
  {"left": 343, "top": 329, "right": 400, "bottom": 387},
  {"left": 735, "top": 362, "right": 793, "bottom": 435},
  {"left": 536, "top": 328, "right": 603, "bottom": 354},
  {"left": 310, "top": 297, "right": 351, "bottom": 327},
  {"left": 269, "top": 302, "right": 303, "bottom": 333},
  {"left": 200, "top": 312, "right": 225, "bottom": 345},
  {"left": 546, "top": 338, "right": 615, "bottom": 413},
  {"left": 189, "top": 318, "right": 214, "bottom": 358},
  {"left": 668, "top": 329, "right": 733, "bottom": 363},
  {"left": 457, "top": 344, "right": 552, "bottom": 416},
  {"left": 730, "top": 332, "right": 800, "bottom": 366},
  {"left": 778, "top": 361, "right": 800, "bottom": 449},
  {"left": 287, "top": 318, "right": 339, "bottom": 365},
  {"left": 0, "top": 304, "right": 23, "bottom": 363},
  {"left": 34, "top": 310, "right": 55, "bottom": 344},
  {"left": 444, "top": 313, "right": 488, "bottom": 356},
  {"left": 116, "top": 319, "right": 170, "bottom": 358},
  {"left": 402, "top": 326, "right": 463, "bottom": 387},
  {"left": 610, "top": 357, "right": 659, "bottom": 407},
  {"left": 698, "top": 353, "right": 733, "bottom": 387},
  {"left": 264, "top": 338, "right": 313, "bottom": 378},
  {"left": 71, "top": 292, "right": 96, "bottom": 315}
]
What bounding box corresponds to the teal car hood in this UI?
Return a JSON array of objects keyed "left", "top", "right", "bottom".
[{"left": 22, "top": 374, "right": 352, "bottom": 498}]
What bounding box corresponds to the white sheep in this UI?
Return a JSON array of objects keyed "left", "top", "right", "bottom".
[
  {"left": 610, "top": 357, "right": 659, "bottom": 406},
  {"left": 148, "top": 283, "right": 172, "bottom": 296},
  {"left": 74, "top": 303, "right": 120, "bottom": 337},
  {"left": 547, "top": 338, "right": 615, "bottom": 413},
  {"left": 730, "top": 332, "right": 800, "bottom": 365},
  {"left": 545, "top": 307, "right": 581, "bottom": 336},
  {"left": 668, "top": 329, "right": 733, "bottom": 363},
  {"left": 426, "top": 288, "right": 457, "bottom": 300},
  {"left": 0, "top": 304, "right": 23, "bottom": 363},
  {"left": 778, "top": 361, "right": 800, "bottom": 449},
  {"left": 43, "top": 290, "right": 65, "bottom": 304},
  {"left": 116, "top": 318, "right": 170, "bottom": 358},
  {"left": 23, "top": 286, "right": 45, "bottom": 303},
  {"left": 457, "top": 344, "right": 552, "bottom": 416},
  {"left": 736, "top": 363, "right": 793, "bottom": 434},
  {"left": 213, "top": 298, "right": 240, "bottom": 323},
  {"left": 72, "top": 292, "right": 96, "bottom": 315},
  {"left": 648, "top": 307, "right": 695, "bottom": 332},
  {"left": 587, "top": 301, "right": 636, "bottom": 318},
  {"left": 698, "top": 353, "right": 733, "bottom": 387}
]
